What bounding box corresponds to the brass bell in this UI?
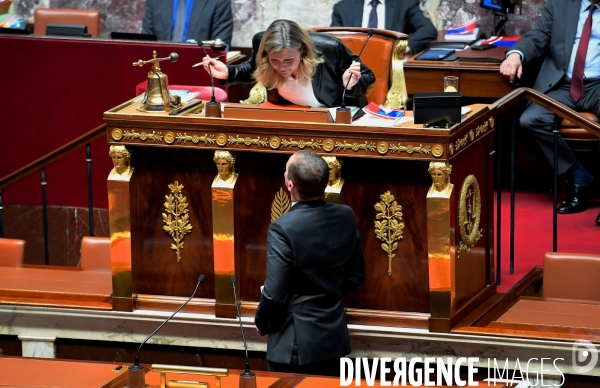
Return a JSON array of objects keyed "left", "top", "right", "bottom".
[{"left": 133, "top": 51, "right": 181, "bottom": 111}]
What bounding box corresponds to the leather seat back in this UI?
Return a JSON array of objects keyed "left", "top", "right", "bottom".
[
  {"left": 34, "top": 8, "right": 100, "bottom": 38},
  {"left": 80, "top": 236, "right": 111, "bottom": 270},
  {"left": 0, "top": 238, "right": 25, "bottom": 267},
  {"left": 544, "top": 252, "right": 600, "bottom": 301}
]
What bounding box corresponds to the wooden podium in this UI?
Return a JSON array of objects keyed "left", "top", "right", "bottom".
[{"left": 103, "top": 100, "right": 497, "bottom": 333}]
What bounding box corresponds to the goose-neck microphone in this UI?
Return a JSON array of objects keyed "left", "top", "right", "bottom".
[
  {"left": 127, "top": 274, "right": 206, "bottom": 388},
  {"left": 198, "top": 42, "right": 222, "bottom": 117},
  {"left": 231, "top": 276, "right": 256, "bottom": 388},
  {"left": 339, "top": 28, "right": 374, "bottom": 110}
]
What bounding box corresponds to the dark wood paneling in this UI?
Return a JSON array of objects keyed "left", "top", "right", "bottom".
[
  {"left": 235, "top": 152, "right": 290, "bottom": 302},
  {"left": 341, "top": 157, "right": 430, "bottom": 313},
  {"left": 450, "top": 135, "right": 495, "bottom": 312},
  {"left": 0, "top": 335, "right": 22, "bottom": 356},
  {"left": 131, "top": 147, "right": 216, "bottom": 298}
]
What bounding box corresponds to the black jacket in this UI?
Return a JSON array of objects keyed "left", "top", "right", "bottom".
[
  {"left": 255, "top": 200, "right": 366, "bottom": 365},
  {"left": 226, "top": 32, "right": 375, "bottom": 108},
  {"left": 331, "top": 0, "right": 438, "bottom": 54}
]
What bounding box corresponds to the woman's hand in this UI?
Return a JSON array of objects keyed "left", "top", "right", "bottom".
[
  {"left": 342, "top": 60, "right": 362, "bottom": 90},
  {"left": 202, "top": 55, "right": 229, "bottom": 80}
]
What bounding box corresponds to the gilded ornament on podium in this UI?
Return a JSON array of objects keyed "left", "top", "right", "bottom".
[
  {"left": 111, "top": 128, "right": 123, "bottom": 141},
  {"left": 271, "top": 188, "right": 291, "bottom": 222},
  {"left": 457, "top": 175, "right": 483, "bottom": 255},
  {"left": 374, "top": 191, "right": 405, "bottom": 276},
  {"left": 162, "top": 181, "right": 193, "bottom": 262}
]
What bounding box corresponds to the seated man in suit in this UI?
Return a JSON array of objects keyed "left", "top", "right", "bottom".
[
  {"left": 142, "top": 0, "right": 233, "bottom": 46},
  {"left": 330, "top": 0, "right": 437, "bottom": 54},
  {"left": 255, "top": 150, "right": 366, "bottom": 376},
  {"left": 500, "top": 0, "right": 600, "bottom": 226}
]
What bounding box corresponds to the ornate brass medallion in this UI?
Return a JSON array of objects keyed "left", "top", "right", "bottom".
[
  {"left": 323, "top": 139, "right": 334, "bottom": 152},
  {"left": 216, "top": 134, "right": 227, "bottom": 146},
  {"left": 457, "top": 175, "right": 483, "bottom": 255},
  {"left": 374, "top": 191, "right": 405, "bottom": 276},
  {"left": 271, "top": 188, "right": 291, "bottom": 222},
  {"left": 162, "top": 181, "right": 193, "bottom": 262},
  {"left": 377, "top": 142, "right": 389, "bottom": 155},
  {"left": 111, "top": 128, "right": 123, "bottom": 141},
  {"left": 164, "top": 132, "right": 175, "bottom": 144},
  {"left": 431, "top": 145, "right": 444, "bottom": 158},
  {"left": 269, "top": 136, "right": 281, "bottom": 149}
]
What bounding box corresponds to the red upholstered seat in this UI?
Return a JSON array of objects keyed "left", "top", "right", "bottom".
[
  {"left": 0, "top": 238, "right": 25, "bottom": 267},
  {"left": 80, "top": 236, "right": 111, "bottom": 270},
  {"left": 136, "top": 82, "right": 228, "bottom": 103}
]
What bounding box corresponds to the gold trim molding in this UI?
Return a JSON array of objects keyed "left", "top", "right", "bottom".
[
  {"left": 176, "top": 133, "right": 216, "bottom": 144},
  {"left": 374, "top": 191, "right": 405, "bottom": 276},
  {"left": 228, "top": 135, "right": 269, "bottom": 147},
  {"left": 280, "top": 138, "right": 323, "bottom": 150},
  {"left": 162, "top": 181, "right": 193, "bottom": 262},
  {"left": 336, "top": 140, "right": 377, "bottom": 152},
  {"left": 389, "top": 143, "right": 431, "bottom": 155},
  {"left": 123, "top": 129, "right": 163, "bottom": 142},
  {"left": 457, "top": 175, "right": 483, "bottom": 255}
]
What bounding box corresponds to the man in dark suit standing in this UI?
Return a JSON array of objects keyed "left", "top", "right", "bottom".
[
  {"left": 330, "top": 0, "right": 437, "bottom": 54},
  {"left": 142, "top": 0, "right": 233, "bottom": 46},
  {"left": 500, "top": 0, "right": 600, "bottom": 226},
  {"left": 255, "top": 150, "right": 366, "bottom": 375}
]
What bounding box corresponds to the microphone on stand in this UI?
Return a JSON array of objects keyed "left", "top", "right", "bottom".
[
  {"left": 127, "top": 274, "right": 206, "bottom": 388},
  {"left": 337, "top": 28, "right": 375, "bottom": 124},
  {"left": 198, "top": 41, "right": 222, "bottom": 118},
  {"left": 230, "top": 276, "right": 256, "bottom": 388}
]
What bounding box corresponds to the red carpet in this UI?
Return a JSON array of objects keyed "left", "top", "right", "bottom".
[{"left": 496, "top": 190, "right": 600, "bottom": 293}]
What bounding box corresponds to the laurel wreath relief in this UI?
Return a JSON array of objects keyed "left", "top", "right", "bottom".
[
  {"left": 162, "top": 181, "right": 193, "bottom": 262},
  {"left": 374, "top": 191, "right": 405, "bottom": 276}
]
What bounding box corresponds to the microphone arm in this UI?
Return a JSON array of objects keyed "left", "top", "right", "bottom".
[
  {"left": 230, "top": 276, "right": 254, "bottom": 377},
  {"left": 340, "top": 28, "right": 374, "bottom": 109},
  {"left": 198, "top": 41, "right": 217, "bottom": 103},
  {"left": 132, "top": 274, "right": 205, "bottom": 367}
]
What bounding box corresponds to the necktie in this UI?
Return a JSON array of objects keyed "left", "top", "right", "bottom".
[
  {"left": 367, "top": 0, "right": 379, "bottom": 29},
  {"left": 570, "top": 4, "right": 596, "bottom": 102},
  {"left": 172, "top": 0, "right": 187, "bottom": 42}
]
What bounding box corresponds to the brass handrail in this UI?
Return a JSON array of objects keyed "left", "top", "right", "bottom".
[
  {"left": 0, "top": 124, "right": 107, "bottom": 192},
  {"left": 492, "top": 87, "right": 600, "bottom": 137}
]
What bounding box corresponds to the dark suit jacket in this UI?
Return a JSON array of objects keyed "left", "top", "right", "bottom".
[
  {"left": 331, "top": 0, "right": 437, "bottom": 54},
  {"left": 512, "top": 0, "right": 584, "bottom": 94},
  {"left": 225, "top": 32, "right": 375, "bottom": 108},
  {"left": 142, "top": 0, "right": 233, "bottom": 46},
  {"left": 255, "top": 199, "right": 366, "bottom": 365}
]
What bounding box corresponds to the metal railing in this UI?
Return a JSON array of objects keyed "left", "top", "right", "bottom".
[
  {"left": 493, "top": 88, "right": 600, "bottom": 285},
  {"left": 0, "top": 124, "right": 107, "bottom": 265}
]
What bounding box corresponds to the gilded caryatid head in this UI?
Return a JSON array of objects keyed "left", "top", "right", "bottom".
[
  {"left": 428, "top": 161, "right": 452, "bottom": 192},
  {"left": 323, "top": 156, "right": 343, "bottom": 187},
  {"left": 109, "top": 145, "right": 131, "bottom": 175},
  {"left": 213, "top": 150, "right": 236, "bottom": 182}
]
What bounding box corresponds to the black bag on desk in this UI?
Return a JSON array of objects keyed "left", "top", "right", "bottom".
[{"left": 415, "top": 49, "right": 455, "bottom": 61}]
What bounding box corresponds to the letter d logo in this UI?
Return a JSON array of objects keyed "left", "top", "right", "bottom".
[{"left": 572, "top": 339, "right": 598, "bottom": 373}]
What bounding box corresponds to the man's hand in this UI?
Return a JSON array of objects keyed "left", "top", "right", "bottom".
[{"left": 500, "top": 53, "right": 523, "bottom": 84}]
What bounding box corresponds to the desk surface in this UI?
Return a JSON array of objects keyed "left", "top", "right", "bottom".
[{"left": 0, "top": 265, "right": 112, "bottom": 309}]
